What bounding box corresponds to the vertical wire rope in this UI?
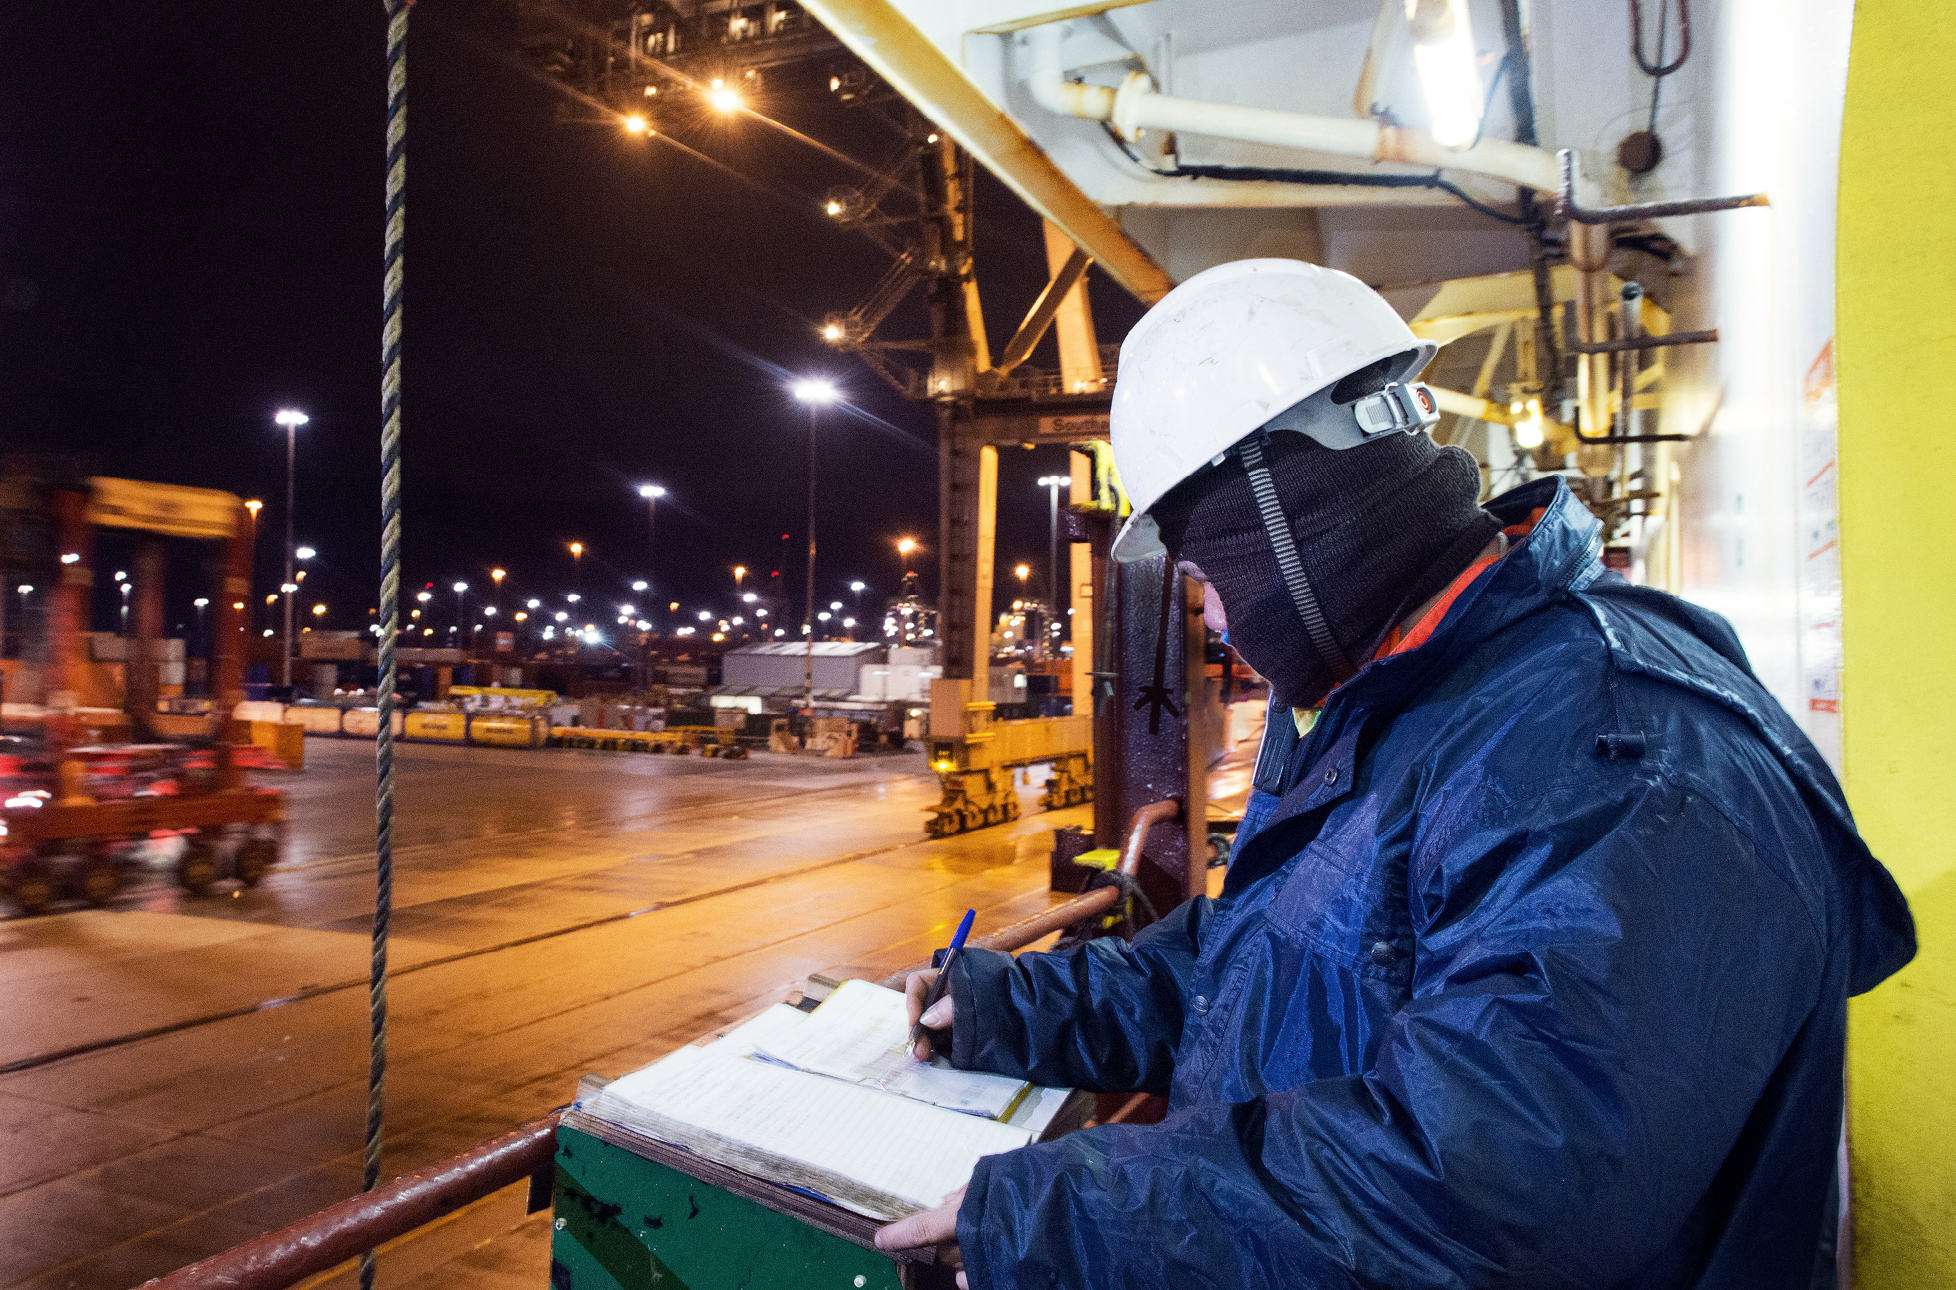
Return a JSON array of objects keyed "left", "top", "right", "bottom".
[{"left": 364, "top": 3, "right": 409, "bottom": 1287}]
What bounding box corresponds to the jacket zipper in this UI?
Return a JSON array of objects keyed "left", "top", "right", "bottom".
[{"left": 1559, "top": 530, "right": 1603, "bottom": 592}]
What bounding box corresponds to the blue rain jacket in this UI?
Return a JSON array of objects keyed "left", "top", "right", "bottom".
[{"left": 948, "top": 477, "right": 1913, "bottom": 1290}]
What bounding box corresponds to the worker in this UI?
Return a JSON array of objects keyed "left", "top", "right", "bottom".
[{"left": 877, "top": 259, "right": 1915, "bottom": 1288}]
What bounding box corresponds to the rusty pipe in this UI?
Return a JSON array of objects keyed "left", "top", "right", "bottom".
[
  {"left": 877, "top": 886, "right": 1122, "bottom": 989},
  {"left": 1564, "top": 329, "right": 1717, "bottom": 354},
  {"left": 1568, "top": 221, "right": 1616, "bottom": 477},
  {"left": 1549, "top": 145, "right": 1763, "bottom": 472},
  {"left": 1101, "top": 1092, "right": 1156, "bottom": 1125},
  {"left": 1118, "top": 798, "right": 1181, "bottom": 877},
  {"left": 135, "top": 1116, "right": 559, "bottom": 1290},
  {"left": 1555, "top": 149, "right": 1767, "bottom": 224},
  {"left": 878, "top": 799, "right": 1183, "bottom": 987},
  {"left": 973, "top": 885, "right": 1121, "bottom": 953}
]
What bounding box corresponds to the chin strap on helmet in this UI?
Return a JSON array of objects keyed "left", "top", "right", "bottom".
[
  {"left": 1236, "top": 433, "right": 1355, "bottom": 682},
  {"left": 1352, "top": 382, "right": 1440, "bottom": 437}
]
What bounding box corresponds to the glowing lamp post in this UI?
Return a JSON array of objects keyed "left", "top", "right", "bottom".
[
  {"left": 793, "top": 378, "right": 838, "bottom": 709},
  {"left": 274, "top": 408, "right": 308, "bottom": 687},
  {"left": 637, "top": 485, "right": 665, "bottom": 630}
]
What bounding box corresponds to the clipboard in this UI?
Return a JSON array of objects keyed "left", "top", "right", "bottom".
[{"left": 552, "top": 1088, "right": 1093, "bottom": 1289}]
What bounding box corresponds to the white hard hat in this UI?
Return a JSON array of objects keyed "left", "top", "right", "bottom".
[{"left": 1109, "top": 259, "right": 1439, "bottom": 562}]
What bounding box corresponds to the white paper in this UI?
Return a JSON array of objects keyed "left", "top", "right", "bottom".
[
  {"left": 758, "top": 979, "right": 914, "bottom": 1081},
  {"left": 594, "top": 1044, "right": 1033, "bottom": 1216},
  {"left": 703, "top": 1003, "right": 809, "bottom": 1059},
  {"left": 1005, "top": 1084, "right": 1076, "bottom": 1136},
  {"left": 757, "top": 978, "right": 1029, "bottom": 1118}
]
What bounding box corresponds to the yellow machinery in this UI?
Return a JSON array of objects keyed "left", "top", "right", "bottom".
[
  {"left": 923, "top": 681, "right": 1091, "bottom": 837},
  {"left": 550, "top": 725, "right": 746, "bottom": 757}
]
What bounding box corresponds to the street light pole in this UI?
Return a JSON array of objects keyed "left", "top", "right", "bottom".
[
  {"left": 274, "top": 410, "right": 308, "bottom": 687},
  {"left": 1037, "top": 475, "right": 1067, "bottom": 620},
  {"left": 804, "top": 412, "right": 818, "bottom": 708},
  {"left": 792, "top": 379, "right": 837, "bottom": 711},
  {"left": 637, "top": 485, "right": 664, "bottom": 631},
  {"left": 244, "top": 499, "right": 262, "bottom": 639}
]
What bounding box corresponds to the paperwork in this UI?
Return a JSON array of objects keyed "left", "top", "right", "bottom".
[
  {"left": 571, "top": 982, "right": 1081, "bottom": 1221},
  {"left": 753, "top": 979, "right": 1031, "bottom": 1119},
  {"left": 580, "top": 1045, "right": 1034, "bottom": 1219}
]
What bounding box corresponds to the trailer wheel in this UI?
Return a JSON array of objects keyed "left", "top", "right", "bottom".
[
  {"left": 75, "top": 848, "right": 123, "bottom": 907},
  {"left": 234, "top": 839, "right": 277, "bottom": 887},
  {"left": 177, "top": 836, "right": 219, "bottom": 894},
  {"left": 6, "top": 857, "right": 54, "bottom": 915}
]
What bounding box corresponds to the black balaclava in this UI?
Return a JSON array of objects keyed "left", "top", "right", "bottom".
[{"left": 1153, "top": 422, "right": 1500, "bottom": 711}]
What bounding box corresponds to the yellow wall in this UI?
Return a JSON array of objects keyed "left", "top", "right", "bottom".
[{"left": 1838, "top": 2, "right": 1956, "bottom": 1283}]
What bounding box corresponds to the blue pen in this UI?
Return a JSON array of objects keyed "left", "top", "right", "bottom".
[{"left": 909, "top": 908, "right": 975, "bottom": 1056}]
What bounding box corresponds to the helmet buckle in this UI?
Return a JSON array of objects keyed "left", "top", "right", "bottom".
[{"left": 1352, "top": 382, "right": 1441, "bottom": 437}]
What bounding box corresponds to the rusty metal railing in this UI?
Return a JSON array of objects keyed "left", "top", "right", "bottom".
[
  {"left": 137, "top": 803, "right": 1183, "bottom": 1289},
  {"left": 136, "top": 1118, "right": 558, "bottom": 1290}
]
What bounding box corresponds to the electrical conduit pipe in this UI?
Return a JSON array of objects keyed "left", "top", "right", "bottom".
[
  {"left": 1022, "top": 22, "right": 1619, "bottom": 465},
  {"left": 1021, "top": 24, "right": 1573, "bottom": 201}
]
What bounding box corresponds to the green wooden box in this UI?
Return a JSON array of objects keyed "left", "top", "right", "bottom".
[{"left": 549, "top": 1125, "right": 947, "bottom": 1290}]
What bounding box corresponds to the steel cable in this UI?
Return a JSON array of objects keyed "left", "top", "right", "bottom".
[{"left": 364, "top": 3, "right": 410, "bottom": 1287}]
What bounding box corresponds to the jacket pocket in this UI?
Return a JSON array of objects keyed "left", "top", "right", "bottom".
[{"left": 1267, "top": 833, "right": 1414, "bottom": 987}]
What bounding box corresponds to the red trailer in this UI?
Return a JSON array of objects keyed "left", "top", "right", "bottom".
[{"left": 0, "top": 478, "right": 284, "bottom": 914}]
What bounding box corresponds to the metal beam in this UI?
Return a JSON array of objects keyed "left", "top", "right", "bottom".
[
  {"left": 799, "top": 0, "right": 1175, "bottom": 304},
  {"left": 995, "top": 246, "right": 1091, "bottom": 374}
]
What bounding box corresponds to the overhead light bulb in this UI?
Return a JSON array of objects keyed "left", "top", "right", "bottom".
[
  {"left": 623, "top": 114, "right": 649, "bottom": 135},
  {"left": 707, "top": 87, "right": 741, "bottom": 113},
  {"left": 1512, "top": 398, "right": 1545, "bottom": 449},
  {"left": 1407, "top": 0, "right": 1483, "bottom": 149}
]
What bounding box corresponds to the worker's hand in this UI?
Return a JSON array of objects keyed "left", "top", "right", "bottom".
[
  {"left": 875, "top": 1184, "right": 967, "bottom": 1287},
  {"left": 904, "top": 968, "right": 955, "bottom": 1062}
]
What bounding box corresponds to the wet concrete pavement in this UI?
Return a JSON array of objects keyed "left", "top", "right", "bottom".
[{"left": 0, "top": 739, "right": 1107, "bottom": 1289}]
